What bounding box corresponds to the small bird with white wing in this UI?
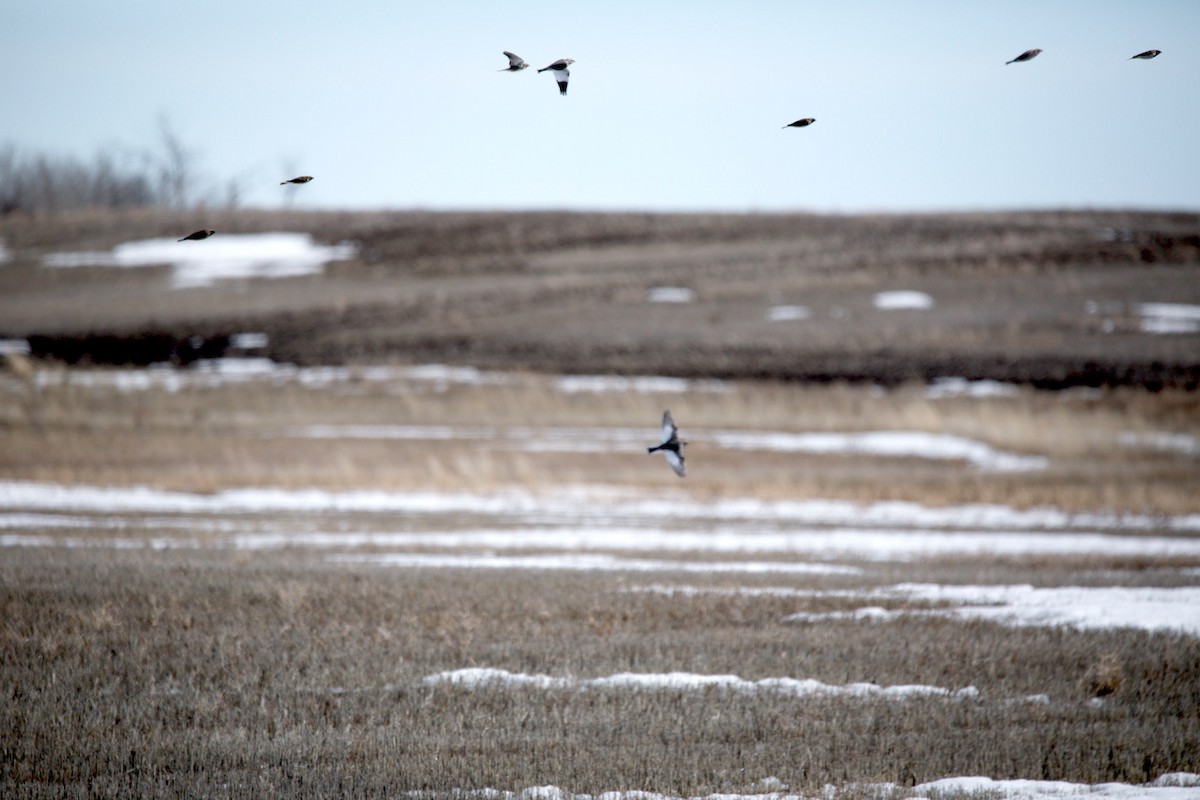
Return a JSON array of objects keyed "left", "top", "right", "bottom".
[
  {"left": 647, "top": 410, "right": 688, "bottom": 478},
  {"left": 538, "top": 58, "right": 575, "bottom": 95}
]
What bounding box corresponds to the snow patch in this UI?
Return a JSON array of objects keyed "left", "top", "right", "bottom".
[
  {"left": 706, "top": 429, "right": 1046, "bottom": 472},
  {"left": 331, "top": 552, "right": 859, "bottom": 575},
  {"left": 555, "top": 374, "right": 730, "bottom": 394},
  {"left": 44, "top": 232, "right": 357, "bottom": 288},
  {"left": 229, "top": 332, "right": 269, "bottom": 349},
  {"left": 766, "top": 305, "right": 811, "bottom": 321},
  {"left": 647, "top": 286, "right": 695, "bottom": 303},
  {"left": 1138, "top": 303, "right": 1200, "bottom": 335},
  {"left": 1119, "top": 432, "right": 1199, "bottom": 457},
  {"left": 403, "top": 774, "right": 1200, "bottom": 800},
  {"left": 888, "top": 583, "right": 1200, "bottom": 636},
  {"left": 423, "top": 668, "right": 977, "bottom": 700},
  {"left": 281, "top": 424, "right": 1046, "bottom": 472},
  {"left": 926, "top": 377, "right": 1020, "bottom": 399},
  {"left": 3, "top": 481, "right": 1199, "bottom": 535},
  {"left": 874, "top": 290, "right": 933, "bottom": 310},
  {"left": 15, "top": 363, "right": 734, "bottom": 396}
]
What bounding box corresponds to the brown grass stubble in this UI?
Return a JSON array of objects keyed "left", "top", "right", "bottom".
[
  {"left": 2, "top": 547, "right": 1198, "bottom": 797},
  {"left": 1, "top": 364, "right": 1198, "bottom": 512}
]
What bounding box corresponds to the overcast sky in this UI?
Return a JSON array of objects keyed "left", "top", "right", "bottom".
[{"left": 2, "top": 1, "right": 1198, "bottom": 213}]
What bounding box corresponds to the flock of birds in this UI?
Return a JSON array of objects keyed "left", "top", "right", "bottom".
[
  {"left": 500, "top": 51, "right": 575, "bottom": 96},
  {"left": 172, "top": 45, "right": 1164, "bottom": 246},
  {"left": 171, "top": 44, "right": 1165, "bottom": 476}
]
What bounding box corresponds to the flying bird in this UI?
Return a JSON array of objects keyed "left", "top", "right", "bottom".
[
  {"left": 281, "top": 176, "right": 314, "bottom": 185},
  {"left": 538, "top": 58, "right": 574, "bottom": 95},
  {"left": 177, "top": 229, "right": 215, "bottom": 242},
  {"left": 783, "top": 118, "right": 816, "bottom": 129},
  {"left": 1006, "top": 48, "right": 1042, "bottom": 64},
  {"left": 500, "top": 51, "right": 529, "bottom": 72},
  {"left": 1129, "top": 49, "right": 1162, "bottom": 60},
  {"left": 647, "top": 410, "right": 688, "bottom": 478}
]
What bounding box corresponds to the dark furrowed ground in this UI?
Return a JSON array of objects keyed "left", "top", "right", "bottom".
[{"left": 1, "top": 208, "right": 1197, "bottom": 387}]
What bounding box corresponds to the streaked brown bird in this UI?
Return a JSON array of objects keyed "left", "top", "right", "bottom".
[
  {"left": 281, "top": 176, "right": 314, "bottom": 185},
  {"left": 647, "top": 410, "right": 688, "bottom": 478},
  {"left": 500, "top": 51, "right": 529, "bottom": 72},
  {"left": 177, "top": 229, "right": 215, "bottom": 242},
  {"left": 1006, "top": 48, "right": 1042, "bottom": 65},
  {"left": 538, "top": 58, "right": 574, "bottom": 95},
  {"left": 783, "top": 118, "right": 816, "bottom": 129},
  {"left": 1129, "top": 49, "right": 1162, "bottom": 60}
]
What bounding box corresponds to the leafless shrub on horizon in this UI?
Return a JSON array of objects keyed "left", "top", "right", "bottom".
[{"left": 0, "top": 115, "right": 243, "bottom": 214}]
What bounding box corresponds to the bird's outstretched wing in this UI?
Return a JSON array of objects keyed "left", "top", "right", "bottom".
[
  {"left": 661, "top": 410, "right": 678, "bottom": 446},
  {"left": 663, "top": 449, "right": 686, "bottom": 478},
  {"left": 555, "top": 69, "right": 569, "bottom": 95}
]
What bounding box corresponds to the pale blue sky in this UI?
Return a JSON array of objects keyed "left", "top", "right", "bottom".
[{"left": 2, "top": 1, "right": 1198, "bottom": 212}]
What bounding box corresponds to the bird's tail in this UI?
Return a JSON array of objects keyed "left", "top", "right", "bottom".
[
  {"left": 537, "top": 67, "right": 549, "bottom": 72},
  {"left": 647, "top": 446, "right": 660, "bottom": 454}
]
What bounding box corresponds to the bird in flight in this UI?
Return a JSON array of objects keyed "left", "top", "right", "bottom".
[
  {"left": 1006, "top": 48, "right": 1042, "bottom": 64},
  {"left": 538, "top": 58, "right": 574, "bottom": 95},
  {"left": 281, "top": 176, "right": 314, "bottom": 185},
  {"left": 647, "top": 410, "right": 688, "bottom": 478},
  {"left": 1129, "top": 49, "right": 1162, "bottom": 60},
  {"left": 500, "top": 51, "right": 529, "bottom": 72},
  {"left": 783, "top": 118, "right": 816, "bottom": 129},
  {"left": 177, "top": 229, "right": 215, "bottom": 242}
]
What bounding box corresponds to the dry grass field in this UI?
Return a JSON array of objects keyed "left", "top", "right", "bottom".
[
  {"left": 3, "top": 547, "right": 1199, "bottom": 798},
  {"left": 2, "top": 364, "right": 1199, "bottom": 799},
  {"left": 1, "top": 208, "right": 1198, "bottom": 798}
]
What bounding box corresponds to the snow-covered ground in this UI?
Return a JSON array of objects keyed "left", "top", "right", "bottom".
[
  {"left": 1086, "top": 299, "right": 1200, "bottom": 336},
  {"left": 423, "top": 667, "right": 979, "bottom": 700},
  {"left": 2, "top": 423, "right": 1196, "bottom": 798},
  {"left": 5, "top": 357, "right": 734, "bottom": 395},
  {"left": 287, "top": 425, "right": 1047, "bottom": 472},
  {"left": 43, "top": 232, "right": 357, "bottom": 288},
  {"left": 3, "top": 479, "right": 1199, "bottom": 635},
  {"left": 647, "top": 286, "right": 696, "bottom": 303},
  {"left": 766, "top": 305, "right": 811, "bottom": 321},
  {"left": 925, "top": 376, "right": 1021, "bottom": 399},
  {"left": 874, "top": 290, "right": 934, "bottom": 310},
  {"left": 7, "top": 356, "right": 1051, "bottom": 404},
  {"left": 4, "top": 481, "right": 1198, "bottom": 534},
  {"left": 1137, "top": 303, "right": 1200, "bottom": 335},
  {"left": 400, "top": 774, "right": 1200, "bottom": 800}
]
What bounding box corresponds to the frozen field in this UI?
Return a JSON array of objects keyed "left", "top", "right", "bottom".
[{"left": 1, "top": 359, "right": 1198, "bottom": 798}]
